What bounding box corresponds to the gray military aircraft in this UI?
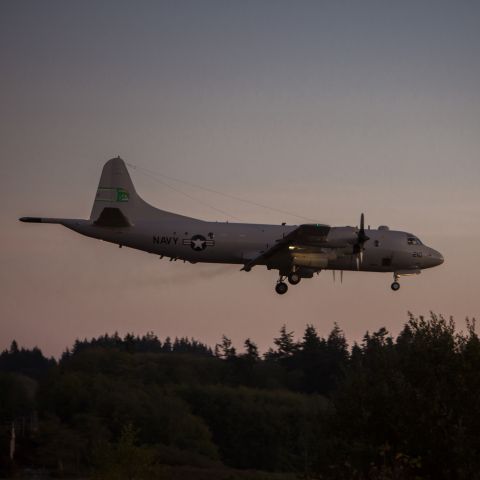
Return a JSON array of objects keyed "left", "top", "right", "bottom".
[{"left": 20, "top": 157, "right": 444, "bottom": 294}]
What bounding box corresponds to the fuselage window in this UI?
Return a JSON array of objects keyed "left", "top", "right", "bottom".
[{"left": 407, "top": 237, "right": 422, "bottom": 246}]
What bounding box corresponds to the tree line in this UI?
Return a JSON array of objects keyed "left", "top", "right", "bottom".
[{"left": 1, "top": 313, "right": 479, "bottom": 479}]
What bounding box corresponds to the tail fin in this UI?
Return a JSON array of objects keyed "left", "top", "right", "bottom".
[
  {"left": 90, "top": 157, "right": 193, "bottom": 226},
  {"left": 90, "top": 157, "right": 137, "bottom": 225}
]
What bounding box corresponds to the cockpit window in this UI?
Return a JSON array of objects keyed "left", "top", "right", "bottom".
[{"left": 407, "top": 237, "right": 422, "bottom": 246}]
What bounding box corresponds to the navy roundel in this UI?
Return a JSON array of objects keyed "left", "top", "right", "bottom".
[{"left": 190, "top": 234, "right": 207, "bottom": 251}]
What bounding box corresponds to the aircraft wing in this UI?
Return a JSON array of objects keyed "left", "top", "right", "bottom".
[{"left": 242, "top": 224, "right": 331, "bottom": 271}]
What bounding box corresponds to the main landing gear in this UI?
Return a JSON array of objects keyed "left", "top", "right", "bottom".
[
  {"left": 288, "top": 272, "right": 301, "bottom": 285},
  {"left": 275, "top": 280, "right": 288, "bottom": 295},
  {"left": 275, "top": 271, "right": 302, "bottom": 294},
  {"left": 391, "top": 274, "right": 400, "bottom": 292}
]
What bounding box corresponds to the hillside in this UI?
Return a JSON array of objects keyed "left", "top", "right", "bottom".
[{"left": 1, "top": 313, "right": 479, "bottom": 479}]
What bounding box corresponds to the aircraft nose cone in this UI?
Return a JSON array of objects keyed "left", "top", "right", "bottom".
[{"left": 430, "top": 249, "right": 444, "bottom": 267}]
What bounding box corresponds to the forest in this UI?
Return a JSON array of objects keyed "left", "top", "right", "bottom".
[{"left": 1, "top": 312, "right": 479, "bottom": 479}]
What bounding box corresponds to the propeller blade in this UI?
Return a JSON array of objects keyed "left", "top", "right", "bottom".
[
  {"left": 354, "top": 213, "right": 369, "bottom": 270},
  {"left": 357, "top": 212, "right": 369, "bottom": 244}
]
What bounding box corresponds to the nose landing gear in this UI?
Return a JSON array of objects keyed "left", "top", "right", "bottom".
[{"left": 391, "top": 274, "right": 400, "bottom": 291}]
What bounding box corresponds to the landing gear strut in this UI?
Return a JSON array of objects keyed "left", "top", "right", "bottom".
[
  {"left": 275, "top": 279, "right": 288, "bottom": 295},
  {"left": 391, "top": 274, "right": 400, "bottom": 292}
]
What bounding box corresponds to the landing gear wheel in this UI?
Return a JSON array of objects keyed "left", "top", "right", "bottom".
[
  {"left": 391, "top": 281, "right": 400, "bottom": 291},
  {"left": 275, "top": 282, "right": 288, "bottom": 295},
  {"left": 288, "top": 272, "right": 301, "bottom": 285}
]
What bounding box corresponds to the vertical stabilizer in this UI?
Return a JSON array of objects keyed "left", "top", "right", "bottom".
[
  {"left": 90, "top": 157, "right": 194, "bottom": 225},
  {"left": 90, "top": 157, "right": 138, "bottom": 224}
]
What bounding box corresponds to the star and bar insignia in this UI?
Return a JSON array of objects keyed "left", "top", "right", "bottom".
[{"left": 183, "top": 234, "right": 215, "bottom": 251}]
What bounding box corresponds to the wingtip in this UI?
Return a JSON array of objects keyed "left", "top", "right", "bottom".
[{"left": 19, "top": 217, "right": 43, "bottom": 223}]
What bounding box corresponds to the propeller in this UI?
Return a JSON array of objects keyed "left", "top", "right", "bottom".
[
  {"left": 353, "top": 213, "right": 370, "bottom": 270},
  {"left": 332, "top": 270, "right": 344, "bottom": 284}
]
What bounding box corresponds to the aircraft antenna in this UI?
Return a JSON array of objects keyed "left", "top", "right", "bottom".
[
  {"left": 126, "top": 162, "right": 317, "bottom": 223},
  {"left": 127, "top": 164, "right": 243, "bottom": 221}
]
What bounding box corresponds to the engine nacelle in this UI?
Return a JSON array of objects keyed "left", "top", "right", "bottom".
[{"left": 293, "top": 252, "right": 334, "bottom": 269}]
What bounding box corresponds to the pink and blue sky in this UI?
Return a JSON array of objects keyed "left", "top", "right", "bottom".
[{"left": 1, "top": 1, "right": 479, "bottom": 356}]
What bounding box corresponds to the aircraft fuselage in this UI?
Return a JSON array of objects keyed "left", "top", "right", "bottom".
[{"left": 65, "top": 219, "right": 443, "bottom": 274}]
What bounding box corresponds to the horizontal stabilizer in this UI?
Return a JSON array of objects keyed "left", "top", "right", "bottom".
[
  {"left": 93, "top": 207, "right": 131, "bottom": 228},
  {"left": 19, "top": 217, "right": 67, "bottom": 224},
  {"left": 20, "top": 217, "right": 43, "bottom": 223}
]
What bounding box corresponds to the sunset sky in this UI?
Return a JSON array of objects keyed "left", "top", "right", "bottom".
[{"left": 1, "top": 1, "right": 479, "bottom": 357}]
